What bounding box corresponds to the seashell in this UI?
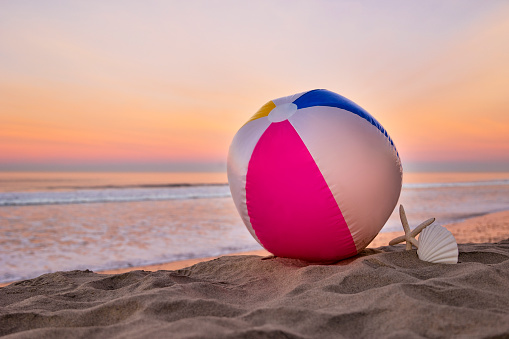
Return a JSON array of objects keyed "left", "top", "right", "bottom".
[{"left": 417, "top": 224, "right": 458, "bottom": 264}]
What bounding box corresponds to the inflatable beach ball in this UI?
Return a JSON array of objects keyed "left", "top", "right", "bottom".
[{"left": 227, "top": 89, "right": 402, "bottom": 261}]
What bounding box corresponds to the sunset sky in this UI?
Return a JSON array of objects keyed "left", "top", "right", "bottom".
[{"left": 1, "top": 1, "right": 508, "bottom": 172}]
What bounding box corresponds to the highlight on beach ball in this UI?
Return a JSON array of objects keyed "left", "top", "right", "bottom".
[{"left": 227, "top": 89, "right": 402, "bottom": 262}]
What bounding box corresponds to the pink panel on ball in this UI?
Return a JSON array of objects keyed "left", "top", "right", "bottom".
[{"left": 245, "top": 120, "right": 358, "bottom": 261}]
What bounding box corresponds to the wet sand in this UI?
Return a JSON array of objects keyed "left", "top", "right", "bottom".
[{"left": 100, "top": 210, "right": 509, "bottom": 274}]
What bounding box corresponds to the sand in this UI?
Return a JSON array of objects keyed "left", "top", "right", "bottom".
[
  {"left": 367, "top": 210, "right": 509, "bottom": 249},
  {"left": 1, "top": 212, "right": 509, "bottom": 338}
]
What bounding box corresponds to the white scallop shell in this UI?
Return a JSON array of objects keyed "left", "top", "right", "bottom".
[{"left": 417, "top": 224, "right": 458, "bottom": 264}]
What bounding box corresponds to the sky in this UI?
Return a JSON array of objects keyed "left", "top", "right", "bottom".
[{"left": 1, "top": 0, "right": 508, "bottom": 172}]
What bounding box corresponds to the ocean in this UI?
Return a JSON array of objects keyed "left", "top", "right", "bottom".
[{"left": 1, "top": 171, "right": 509, "bottom": 284}]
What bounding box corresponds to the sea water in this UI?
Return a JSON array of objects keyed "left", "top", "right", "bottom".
[{"left": 1, "top": 171, "right": 509, "bottom": 283}]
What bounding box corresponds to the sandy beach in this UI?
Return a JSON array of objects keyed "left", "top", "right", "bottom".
[
  {"left": 1, "top": 211, "right": 509, "bottom": 338},
  {"left": 3, "top": 1, "right": 509, "bottom": 337}
]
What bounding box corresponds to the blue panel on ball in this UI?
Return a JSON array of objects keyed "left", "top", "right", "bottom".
[{"left": 293, "top": 89, "right": 398, "bottom": 155}]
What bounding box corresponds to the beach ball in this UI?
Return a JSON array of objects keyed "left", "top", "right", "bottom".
[{"left": 227, "top": 89, "right": 402, "bottom": 261}]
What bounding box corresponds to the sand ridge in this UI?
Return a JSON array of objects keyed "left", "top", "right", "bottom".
[{"left": 1, "top": 240, "right": 509, "bottom": 338}]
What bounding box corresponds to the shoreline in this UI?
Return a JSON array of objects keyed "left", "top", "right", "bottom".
[
  {"left": 2, "top": 209, "right": 508, "bottom": 288},
  {"left": 101, "top": 209, "right": 509, "bottom": 274}
]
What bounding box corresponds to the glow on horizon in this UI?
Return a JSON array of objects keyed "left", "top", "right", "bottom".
[{"left": 1, "top": 1, "right": 508, "bottom": 172}]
